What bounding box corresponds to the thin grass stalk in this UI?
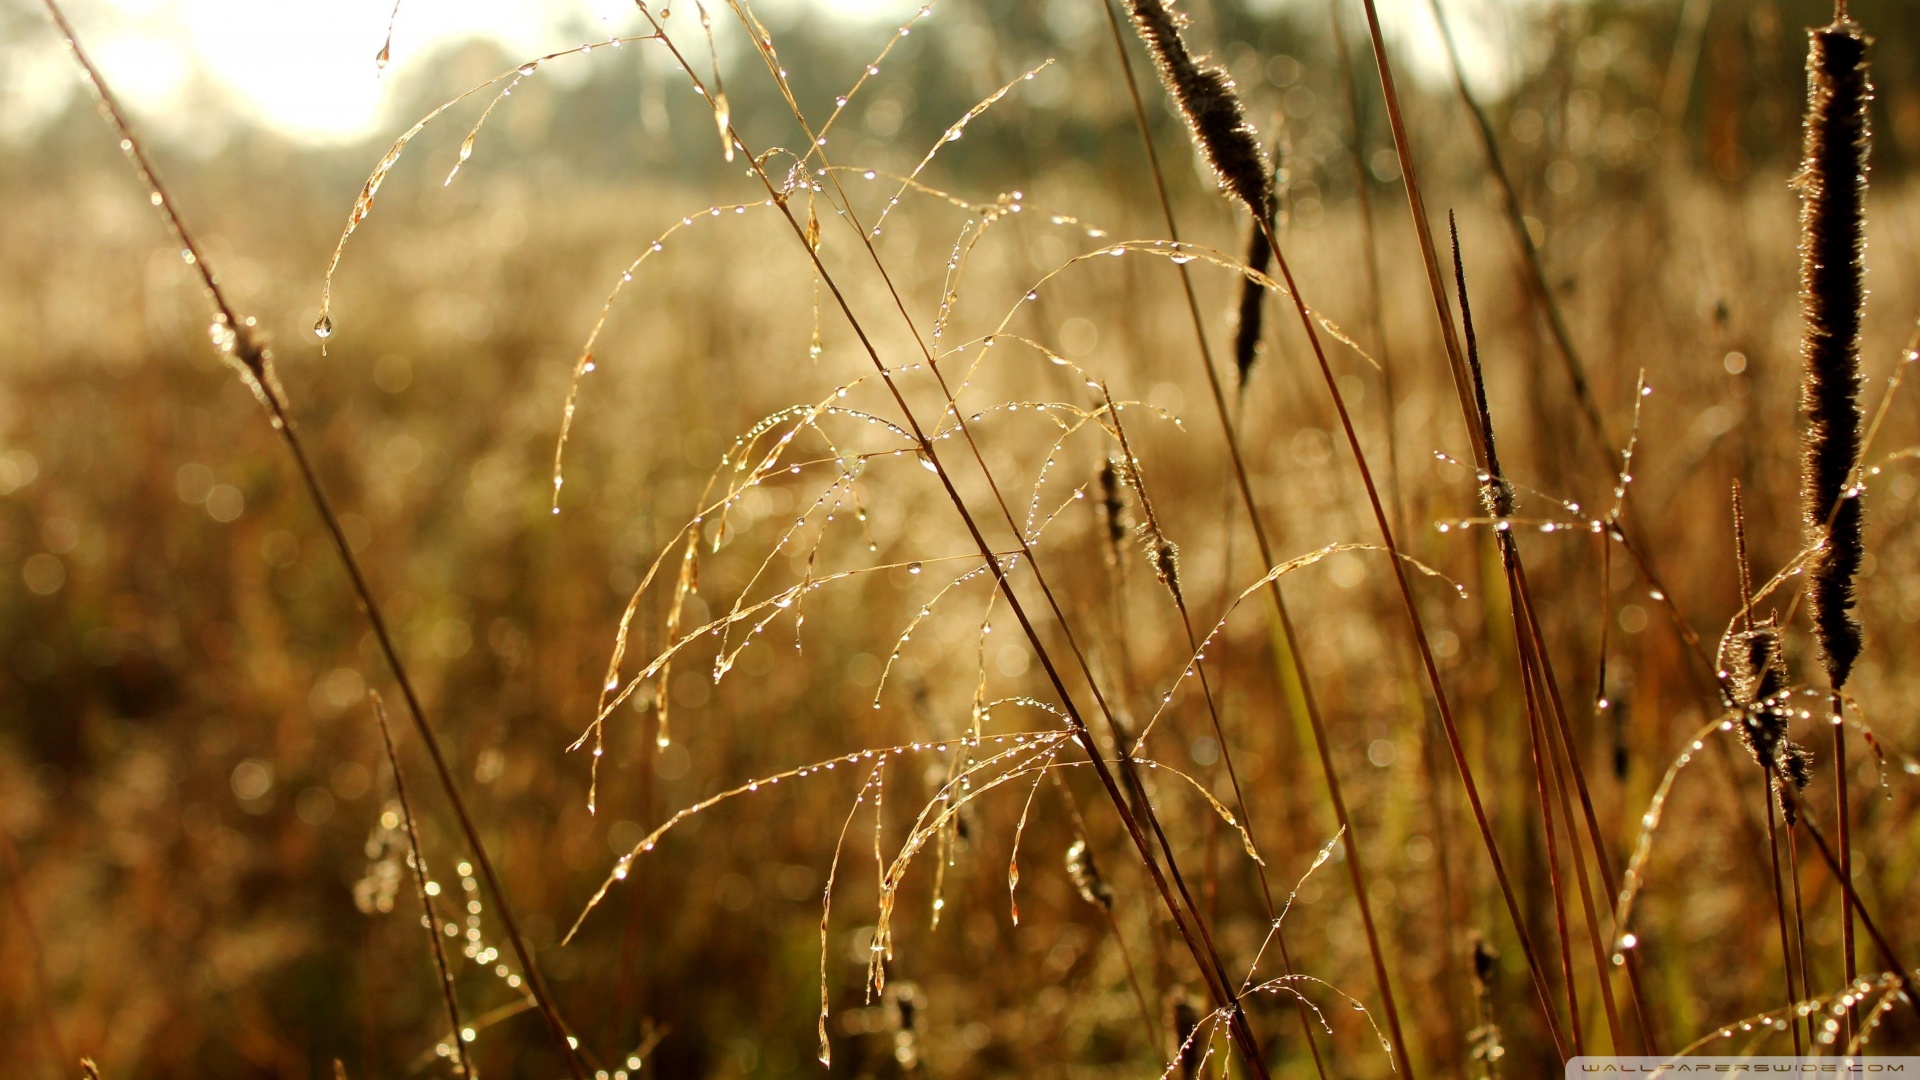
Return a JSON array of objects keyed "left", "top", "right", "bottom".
[
  {"left": 641, "top": 20, "right": 1268, "bottom": 1071},
  {"left": 372, "top": 693, "right": 472, "bottom": 1079},
  {"left": 36, "top": 5, "right": 586, "bottom": 1073},
  {"left": 1351, "top": 0, "right": 1484, "bottom": 466},
  {"left": 1253, "top": 187, "right": 1569, "bottom": 1061},
  {"left": 1327, "top": 0, "right": 1405, "bottom": 536},
  {"left": 1425, "top": 0, "right": 1611, "bottom": 454},
  {"left": 1517, "top": 601, "right": 1583, "bottom": 1054},
  {"left": 1352, "top": 0, "right": 1633, "bottom": 1052},
  {"left": 1096, "top": 2, "right": 1411, "bottom": 1072},
  {"left": 1834, "top": 695, "right": 1856, "bottom": 1043},
  {"left": 1453, "top": 220, "right": 1589, "bottom": 1053},
  {"left": 1784, "top": 824, "right": 1815, "bottom": 1051},
  {"left": 1104, "top": 386, "right": 1327, "bottom": 1075},
  {"left": 1511, "top": 568, "right": 1656, "bottom": 1052},
  {"left": 1419, "top": 701, "right": 1473, "bottom": 1061},
  {"left": 1534, "top": 652, "right": 1627, "bottom": 1054},
  {"left": 1770, "top": 781, "right": 1912, "bottom": 1009},
  {"left": 1763, "top": 768, "right": 1806, "bottom": 1056}
]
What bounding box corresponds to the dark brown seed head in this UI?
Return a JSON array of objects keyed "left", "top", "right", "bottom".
[
  {"left": 1065, "top": 839, "right": 1114, "bottom": 911},
  {"left": 1232, "top": 142, "right": 1285, "bottom": 387},
  {"left": 1728, "top": 625, "right": 1815, "bottom": 820},
  {"left": 1472, "top": 936, "right": 1499, "bottom": 988},
  {"left": 1233, "top": 210, "right": 1274, "bottom": 388},
  {"left": 1169, "top": 992, "right": 1204, "bottom": 1079},
  {"left": 1798, "top": 17, "right": 1872, "bottom": 689},
  {"left": 1098, "top": 458, "right": 1127, "bottom": 554},
  {"left": 1126, "top": 0, "right": 1272, "bottom": 220},
  {"left": 1728, "top": 627, "right": 1788, "bottom": 708}
]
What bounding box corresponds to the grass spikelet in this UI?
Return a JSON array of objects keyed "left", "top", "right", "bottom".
[
  {"left": 1124, "top": 0, "right": 1271, "bottom": 218},
  {"left": 1449, "top": 213, "right": 1512, "bottom": 519},
  {"left": 1798, "top": 10, "right": 1872, "bottom": 690},
  {"left": 1065, "top": 838, "right": 1113, "bottom": 910}
]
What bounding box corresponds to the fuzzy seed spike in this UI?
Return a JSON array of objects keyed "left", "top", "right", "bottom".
[{"left": 1797, "top": 15, "right": 1872, "bottom": 689}]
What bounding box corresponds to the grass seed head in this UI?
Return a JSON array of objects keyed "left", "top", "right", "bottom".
[
  {"left": 1064, "top": 838, "right": 1113, "bottom": 911},
  {"left": 1126, "top": 0, "right": 1273, "bottom": 220},
  {"left": 1798, "top": 16, "right": 1872, "bottom": 689}
]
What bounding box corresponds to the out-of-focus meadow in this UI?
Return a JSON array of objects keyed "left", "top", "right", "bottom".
[{"left": 4, "top": 0, "right": 1920, "bottom": 1076}]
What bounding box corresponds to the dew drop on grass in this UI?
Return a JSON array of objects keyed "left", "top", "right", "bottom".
[
  {"left": 907, "top": 562, "right": 923, "bottom": 574},
  {"left": 314, "top": 315, "right": 333, "bottom": 339}
]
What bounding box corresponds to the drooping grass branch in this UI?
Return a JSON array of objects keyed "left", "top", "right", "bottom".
[
  {"left": 36, "top": 4, "right": 587, "bottom": 1075},
  {"left": 631, "top": 10, "right": 1273, "bottom": 1073}
]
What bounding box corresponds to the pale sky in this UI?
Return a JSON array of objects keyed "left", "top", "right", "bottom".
[{"left": 7, "top": 0, "right": 1523, "bottom": 145}]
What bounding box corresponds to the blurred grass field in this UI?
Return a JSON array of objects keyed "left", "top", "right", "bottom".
[{"left": 4, "top": 1, "right": 1920, "bottom": 1076}]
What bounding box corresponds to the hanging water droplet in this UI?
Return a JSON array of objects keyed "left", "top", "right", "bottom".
[
  {"left": 907, "top": 562, "right": 923, "bottom": 574},
  {"left": 314, "top": 315, "right": 334, "bottom": 339}
]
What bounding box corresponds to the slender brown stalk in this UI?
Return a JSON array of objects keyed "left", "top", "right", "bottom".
[
  {"left": 1327, "top": 0, "right": 1406, "bottom": 535},
  {"left": 1097, "top": 1, "right": 1414, "bottom": 1071},
  {"left": 1834, "top": 694, "right": 1857, "bottom": 1043},
  {"left": 1772, "top": 781, "right": 1912, "bottom": 1012},
  {"left": 36, "top": 4, "right": 587, "bottom": 1075},
  {"left": 1535, "top": 652, "right": 1628, "bottom": 1054},
  {"left": 1512, "top": 564, "right": 1656, "bottom": 1051},
  {"left": 1517, "top": 603, "right": 1583, "bottom": 1054},
  {"left": 372, "top": 693, "right": 472, "bottom": 1079},
  {"left": 1452, "top": 220, "right": 1584, "bottom": 1051},
  {"left": 1763, "top": 768, "right": 1805, "bottom": 1056},
  {"left": 1784, "top": 823, "right": 1815, "bottom": 1051},
  {"left": 1226, "top": 23, "right": 1571, "bottom": 1051},
  {"left": 1426, "top": 0, "right": 1610, "bottom": 453}
]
